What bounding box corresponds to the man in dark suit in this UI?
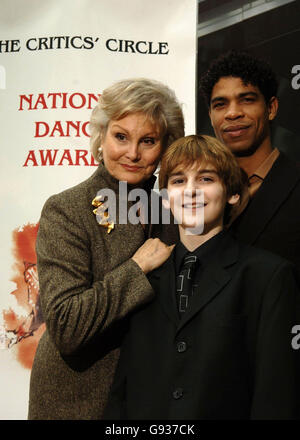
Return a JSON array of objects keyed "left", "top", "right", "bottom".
[
  {"left": 199, "top": 50, "right": 300, "bottom": 276},
  {"left": 105, "top": 135, "right": 299, "bottom": 420}
]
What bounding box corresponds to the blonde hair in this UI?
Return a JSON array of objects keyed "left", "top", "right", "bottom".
[
  {"left": 159, "top": 134, "right": 244, "bottom": 196},
  {"left": 90, "top": 78, "right": 185, "bottom": 161}
]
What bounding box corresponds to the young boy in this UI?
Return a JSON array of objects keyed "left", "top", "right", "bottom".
[{"left": 105, "top": 135, "right": 299, "bottom": 420}]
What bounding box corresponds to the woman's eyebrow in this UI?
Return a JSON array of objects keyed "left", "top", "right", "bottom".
[
  {"left": 110, "top": 123, "right": 129, "bottom": 132},
  {"left": 110, "top": 123, "right": 158, "bottom": 137}
]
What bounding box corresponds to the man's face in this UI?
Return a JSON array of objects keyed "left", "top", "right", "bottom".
[{"left": 209, "top": 76, "right": 278, "bottom": 157}]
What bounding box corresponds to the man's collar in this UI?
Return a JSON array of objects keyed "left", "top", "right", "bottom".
[{"left": 249, "top": 147, "right": 280, "bottom": 180}]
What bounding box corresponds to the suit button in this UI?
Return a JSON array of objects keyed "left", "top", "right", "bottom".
[
  {"left": 177, "top": 341, "right": 187, "bottom": 353},
  {"left": 172, "top": 388, "right": 183, "bottom": 399}
]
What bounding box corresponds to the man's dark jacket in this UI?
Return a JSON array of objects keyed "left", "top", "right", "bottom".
[{"left": 230, "top": 152, "right": 300, "bottom": 277}]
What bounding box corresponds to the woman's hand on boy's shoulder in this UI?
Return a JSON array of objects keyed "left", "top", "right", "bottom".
[{"left": 132, "top": 238, "right": 174, "bottom": 274}]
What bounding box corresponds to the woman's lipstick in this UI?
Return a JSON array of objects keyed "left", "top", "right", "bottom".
[{"left": 121, "top": 164, "right": 141, "bottom": 172}]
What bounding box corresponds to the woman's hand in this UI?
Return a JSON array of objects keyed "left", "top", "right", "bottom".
[{"left": 132, "top": 238, "right": 175, "bottom": 274}]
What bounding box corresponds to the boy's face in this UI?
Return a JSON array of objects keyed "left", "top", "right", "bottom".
[
  {"left": 209, "top": 76, "right": 278, "bottom": 157},
  {"left": 164, "top": 162, "right": 239, "bottom": 235}
]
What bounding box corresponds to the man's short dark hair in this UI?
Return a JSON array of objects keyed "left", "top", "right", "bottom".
[{"left": 199, "top": 50, "right": 278, "bottom": 107}]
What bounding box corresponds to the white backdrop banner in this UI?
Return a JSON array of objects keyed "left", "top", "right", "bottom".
[{"left": 0, "top": 0, "right": 196, "bottom": 420}]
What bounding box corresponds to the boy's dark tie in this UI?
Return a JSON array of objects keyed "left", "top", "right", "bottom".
[{"left": 176, "top": 255, "right": 199, "bottom": 315}]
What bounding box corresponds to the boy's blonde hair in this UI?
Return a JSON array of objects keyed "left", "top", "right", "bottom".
[{"left": 159, "top": 134, "right": 244, "bottom": 195}]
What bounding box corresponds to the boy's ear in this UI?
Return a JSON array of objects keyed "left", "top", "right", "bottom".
[
  {"left": 162, "top": 195, "right": 170, "bottom": 210},
  {"left": 227, "top": 193, "right": 240, "bottom": 205},
  {"left": 160, "top": 187, "right": 171, "bottom": 210}
]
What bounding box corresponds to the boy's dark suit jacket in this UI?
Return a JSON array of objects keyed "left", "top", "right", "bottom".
[
  {"left": 230, "top": 152, "right": 300, "bottom": 276},
  {"left": 105, "top": 232, "right": 299, "bottom": 420}
]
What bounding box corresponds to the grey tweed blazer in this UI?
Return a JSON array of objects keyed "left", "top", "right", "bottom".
[{"left": 28, "top": 164, "right": 177, "bottom": 420}]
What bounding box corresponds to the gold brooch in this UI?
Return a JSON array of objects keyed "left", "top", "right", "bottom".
[{"left": 92, "top": 195, "right": 114, "bottom": 234}]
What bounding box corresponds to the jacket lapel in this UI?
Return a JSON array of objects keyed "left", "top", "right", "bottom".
[
  {"left": 177, "top": 233, "right": 239, "bottom": 333},
  {"left": 232, "top": 153, "right": 300, "bottom": 244},
  {"left": 148, "top": 253, "right": 180, "bottom": 327}
]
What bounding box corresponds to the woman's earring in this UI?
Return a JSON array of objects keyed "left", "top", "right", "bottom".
[{"left": 98, "top": 146, "right": 103, "bottom": 162}]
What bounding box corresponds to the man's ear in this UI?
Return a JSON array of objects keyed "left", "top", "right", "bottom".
[
  {"left": 268, "top": 96, "right": 278, "bottom": 121},
  {"left": 228, "top": 193, "right": 240, "bottom": 206}
]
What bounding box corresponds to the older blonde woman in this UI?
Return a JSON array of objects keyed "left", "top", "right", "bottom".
[{"left": 28, "top": 78, "right": 184, "bottom": 419}]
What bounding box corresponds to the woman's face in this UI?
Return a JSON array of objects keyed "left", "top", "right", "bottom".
[{"left": 101, "top": 112, "right": 163, "bottom": 185}]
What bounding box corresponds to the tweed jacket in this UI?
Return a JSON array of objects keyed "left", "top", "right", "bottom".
[{"left": 28, "top": 164, "right": 177, "bottom": 420}]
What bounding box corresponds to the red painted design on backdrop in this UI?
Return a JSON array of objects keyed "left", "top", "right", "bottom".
[{"left": 2, "top": 223, "right": 45, "bottom": 369}]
